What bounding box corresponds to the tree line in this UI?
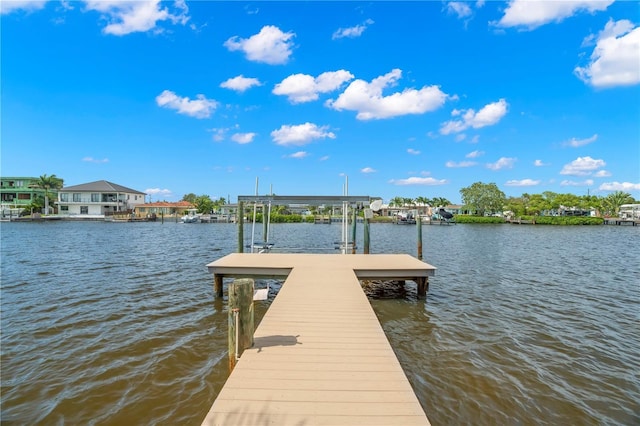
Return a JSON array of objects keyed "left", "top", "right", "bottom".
[
  {"left": 389, "top": 182, "right": 636, "bottom": 217},
  {"left": 21, "top": 177, "right": 637, "bottom": 219}
]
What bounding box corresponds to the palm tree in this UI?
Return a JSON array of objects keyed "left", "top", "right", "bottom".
[
  {"left": 33, "top": 174, "right": 64, "bottom": 215},
  {"left": 431, "top": 197, "right": 451, "bottom": 208},
  {"left": 602, "top": 191, "right": 634, "bottom": 217},
  {"left": 402, "top": 197, "right": 415, "bottom": 207},
  {"left": 414, "top": 196, "right": 430, "bottom": 206},
  {"left": 389, "top": 197, "right": 405, "bottom": 207}
]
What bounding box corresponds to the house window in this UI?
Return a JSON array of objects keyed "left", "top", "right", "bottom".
[
  {"left": 60, "top": 193, "right": 69, "bottom": 202},
  {"left": 91, "top": 193, "right": 100, "bottom": 202},
  {"left": 61, "top": 206, "right": 68, "bottom": 212},
  {"left": 18, "top": 193, "right": 31, "bottom": 200},
  {"left": 73, "top": 193, "right": 82, "bottom": 202},
  {"left": 80, "top": 206, "right": 88, "bottom": 214}
]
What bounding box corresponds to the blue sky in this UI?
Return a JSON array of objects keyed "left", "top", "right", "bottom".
[{"left": 2, "top": 0, "right": 639, "bottom": 204}]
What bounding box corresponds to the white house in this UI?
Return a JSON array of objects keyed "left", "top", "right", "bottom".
[{"left": 56, "top": 180, "right": 146, "bottom": 216}]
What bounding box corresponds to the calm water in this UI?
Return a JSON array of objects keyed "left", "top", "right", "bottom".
[{"left": 1, "top": 221, "right": 638, "bottom": 425}]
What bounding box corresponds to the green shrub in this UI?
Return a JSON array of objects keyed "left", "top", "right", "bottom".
[
  {"left": 530, "top": 216, "right": 603, "bottom": 225},
  {"left": 453, "top": 215, "right": 505, "bottom": 224}
]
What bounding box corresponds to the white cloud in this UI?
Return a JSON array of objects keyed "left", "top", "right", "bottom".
[
  {"left": 156, "top": 90, "right": 218, "bottom": 118},
  {"left": 440, "top": 99, "right": 508, "bottom": 134},
  {"left": 332, "top": 19, "right": 374, "bottom": 39},
  {"left": 271, "top": 122, "right": 336, "bottom": 146},
  {"left": 455, "top": 134, "right": 467, "bottom": 142},
  {"left": 593, "top": 170, "right": 612, "bottom": 177},
  {"left": 560, "top": 156, "right": 606, "bottom": 176},
  {"left": 466, "top": 150, "right": 484, "bottom": 158},
  {"left": 407, "top": 148, "right": 421, "bottom": 155},
  {"left": 599, "top": 181, "right": 640, "bottom": 191},
  {"left": 1, "top": 0, "right": 47, "bottom": 14},
  {"left": 286, "top": 151, "right": 308, "bottom": 159},
  {"left": 561, "top": 179, "right": 594, "bottom": 187},
  {"left": 273, "top": 70, "right": 354, "bottom": 103},
  {"left": 446, "top": 161, "right": 477, "bottom": 168},
  {"left": 446, "top": 2, "right": 472, "bottom": 19},
  {"left": 361, "top": 167, "right": 376, "bottom": 173},
  {"left": 563, "top": 133, "right": 598, "bottom": 147},
  {"left": 220, "top": 75, "right": 262, "bottom": 92},
  {"left": 231, "top": 132, "right": 256, "bottom": 144},
  {"left": 82, "top": 156, "right": 109, "bottom": 163},
  {"left": 389, "top": 177, "right": 448, "bottom": 186},
  {"left": 534, "top": 159, "right": 549, "bottom": 166},
  {"left": 210, "top": 125, "right": 238, "bottom": 142},
  {"left": 224, "top": 25, "right": 294, "bottom": 65},
  {"left": 319, "top": 155, "right": 330, "bottom": 161},
  {"left": 487, "top": 157, "right": 516, "bottom": 170},
  {"left": 326, "top": 69, "right": 448, "bottom": 120},
  {"left": 145, "top": 188, "right": 172, "bottom": 197},
  {"left": 495, "top": 0, "right": 613, "bottom": 30},
  {"left": 505, "top": 179, "right": 540, "bottom": 186},
  {"left": 83, "top": 0, "right": 190, "bottom": 35},
  {"left": 575, "top": 19, "right": 640, "bottom": 88}
]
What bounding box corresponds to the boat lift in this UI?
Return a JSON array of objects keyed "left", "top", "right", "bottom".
[{"left": 238, "top": 178, "right": 370, "bottom": 255}]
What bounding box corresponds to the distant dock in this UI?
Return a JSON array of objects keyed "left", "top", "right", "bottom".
[
  {"left": 202, "top": 253, "right": 436, "bottom": 426},
  {"left": 603, "top": 218, "right": 639, "bottom": 226}
]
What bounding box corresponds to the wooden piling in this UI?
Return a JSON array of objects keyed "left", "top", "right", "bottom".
[
  {"left": 416, "top": 276, "right": 429, "bottom": 297},
  {"left": 228, "top": 278, "right": 254, "bottom": 371},
  {"left": 214, "top": 275, "right": 223, "bottom": 298},
  {"left": 351, "top": 208, "right": 357, "bottom": 254},
  {"left": 417, "top": 215, "right": 423, "bottom": 261},
  {"left": 363, "top": 216, "right": 370, "bottom": 254},
  {"left": 237, "top": 201, "right": 244, "bottom": 253},
  {"left": 263, "top": 206, "right": 268, "bottom": 245}
]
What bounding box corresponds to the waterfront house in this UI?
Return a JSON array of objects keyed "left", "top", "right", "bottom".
[
  {"left": 619, "top": 204, "right": 640, "bottom": 220},
  {"left": 56, "top": 180, "right": 146, "bottom": 217},
  {"left": 134, "top": 201, "right": 194, "bottom": 218},
  {"left": 1, "top": 177, "right": 56, "bottom": 217}
]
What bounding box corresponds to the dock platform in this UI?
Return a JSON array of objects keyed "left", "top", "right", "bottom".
[{"left": 202, "top": 253, "right": 436, "bottom": 426}]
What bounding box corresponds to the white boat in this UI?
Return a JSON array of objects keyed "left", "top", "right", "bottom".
[
  {"left": 181, "top": 209, "right": 200, "bottom": 223},
  {"left": 396, "top": 212, "right": 416, "bottom": 225}
]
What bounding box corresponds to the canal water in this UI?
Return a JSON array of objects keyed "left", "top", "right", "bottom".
[{"left": 1, "top": 221, "right": 638, "bottom": 425}]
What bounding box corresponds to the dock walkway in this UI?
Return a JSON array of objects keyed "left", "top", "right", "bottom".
[{"left": 202, "top": 253, "right": 436, "bottom": 426}]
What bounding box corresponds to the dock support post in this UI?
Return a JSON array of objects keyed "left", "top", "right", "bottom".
[
  {"left": 351, "top": 208, "right": 357, "bottom": 254},
  {"left": 214, "top": 275, "right": 223, "bottom": 298},
  {"left": 237, "top": 201, "right": 244, "bottom": 253},
  {"left": 416, "top": 277, "right": 429, "bottom": 297},
  {"left": 228, "top": 278, "right": 254, "bottom": 371},
  {"left": 263, "top": 206, "right": 268, "bottom": 245},
  {"left": 363, "top": 216, "right": 370, "bottom": 254},
  {"left": 417, "top": 215, "right": 423, "bottom": 260}
]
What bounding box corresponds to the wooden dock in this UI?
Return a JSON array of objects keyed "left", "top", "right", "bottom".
[
  {"left": 202, "top": 253, "right": 436, "bottom": 426},
  {"left": 603, "top": 218, "right": 639, "bottom": 226}
]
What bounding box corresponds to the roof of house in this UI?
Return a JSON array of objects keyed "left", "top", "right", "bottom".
[
  {"left": 136, "top": 201, "right": 193, "bottom": 208},
  {"left": 61, "top": 180, "right": 146, "bottom": 195}
]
